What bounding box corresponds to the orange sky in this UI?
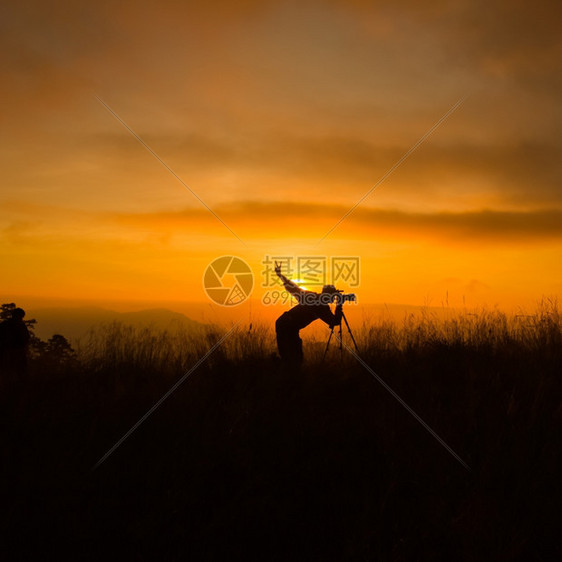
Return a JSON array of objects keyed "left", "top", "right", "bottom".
[{"left": 1, "top": 0, "right": 561, "bottom": 314}]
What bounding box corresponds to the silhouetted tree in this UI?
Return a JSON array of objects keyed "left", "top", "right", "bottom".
[
  {"left": 1, "top": 303, "right": 37, "bottom": 331},
  {"left": 1, "top": 303, "right": 33, "bottom": 380},
  {"left": 1, "top": 303, "right": 78, "bottom": 372},
  {"left": 1, "top": 303, "right": 45, "bottom": 360},
  {"left": 45, "top": 334, "right": 77, "bottom": 366}
]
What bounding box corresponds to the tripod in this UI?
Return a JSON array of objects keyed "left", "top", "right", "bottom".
[{"left": 322, "top": 309, "right": 359, "bottom": 362}]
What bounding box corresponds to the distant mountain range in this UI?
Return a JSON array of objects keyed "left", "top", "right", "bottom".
[
  {"left": 19, "top": 301, "right": 471, "bottom": 342},
  {"left": 27, "top": 307, "right": 206, "bottom": 341}
]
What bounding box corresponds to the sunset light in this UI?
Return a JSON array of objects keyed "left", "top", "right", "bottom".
[
  {"left": 2, "top": 1, "right": 560, "bottom": 315},
  {"left": 2, "top": 2, "right": 561, "bottom": 558}
]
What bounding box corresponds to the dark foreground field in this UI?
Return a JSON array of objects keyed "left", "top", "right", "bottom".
[{"left": 1, "top": 306, "right": 561, "bottom": 561}]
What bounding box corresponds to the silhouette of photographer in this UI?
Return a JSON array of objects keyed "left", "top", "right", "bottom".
[
  {"left": 275, "top": 261, "right": 342, "bottom": 368},
  {"left": 0, "top": 307, "right": 30, "bottom": 383}
]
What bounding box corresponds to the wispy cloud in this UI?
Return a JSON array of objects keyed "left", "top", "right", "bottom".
[{"left": 113, "top": 202, "right": 562, "bottom": 243}]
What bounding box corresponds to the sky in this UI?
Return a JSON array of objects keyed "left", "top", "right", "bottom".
[{"left": 1, "top": 0, "right": 561, "bottom": 314}]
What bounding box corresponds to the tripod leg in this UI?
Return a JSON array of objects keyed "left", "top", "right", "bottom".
[
  {"left": 339, "top": 323, "right": 343, "bottom": 359},
  {"left": 322, "top": 328, "right": 334, "bottom": 363},
  {"left": 342, "top": 311, "right": 360, "bottom": 353}
]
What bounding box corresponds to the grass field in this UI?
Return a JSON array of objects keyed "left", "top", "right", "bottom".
[{"left": 1, "top": 301, "right": 561, "bottom": 560}]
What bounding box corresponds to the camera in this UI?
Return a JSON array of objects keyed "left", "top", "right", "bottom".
[{"left": 335, "top": 291, "right": 356, "bottom": 303}]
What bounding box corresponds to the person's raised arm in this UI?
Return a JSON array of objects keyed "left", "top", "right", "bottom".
[{"left": 274, "top": 261, "right": 303, "bottom": 296}]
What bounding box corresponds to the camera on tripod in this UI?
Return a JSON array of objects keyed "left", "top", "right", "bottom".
[{"left": 323, "top": 290, "right": 359, "bottom": 361}]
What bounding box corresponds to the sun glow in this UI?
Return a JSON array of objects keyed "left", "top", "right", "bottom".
[{"left": 1, "top": 1, "right": 560, "bottom": 312}]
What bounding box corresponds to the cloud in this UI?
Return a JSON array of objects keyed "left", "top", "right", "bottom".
[
  {"left": 2, "top": 0, "right": 560, "bottom": 215},
  {"left": 113, "top": 201, "right": 562, "bottom": 243},
  {"left": 328, "top": 0, "right": 562, "bottom": 75},
  {"left": 6, "top": 198, "right": 561, "bottom": 246},
  {"left": 77, "top": 130, "right": 561, "bottom": 208}
]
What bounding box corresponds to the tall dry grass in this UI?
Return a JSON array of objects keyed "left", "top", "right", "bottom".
[
  {"left": 4, "top": 300, "right": 559, "bottom": 561},
  {"left": 72, "top": 299, "right": 562, "bottom": 374}
]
